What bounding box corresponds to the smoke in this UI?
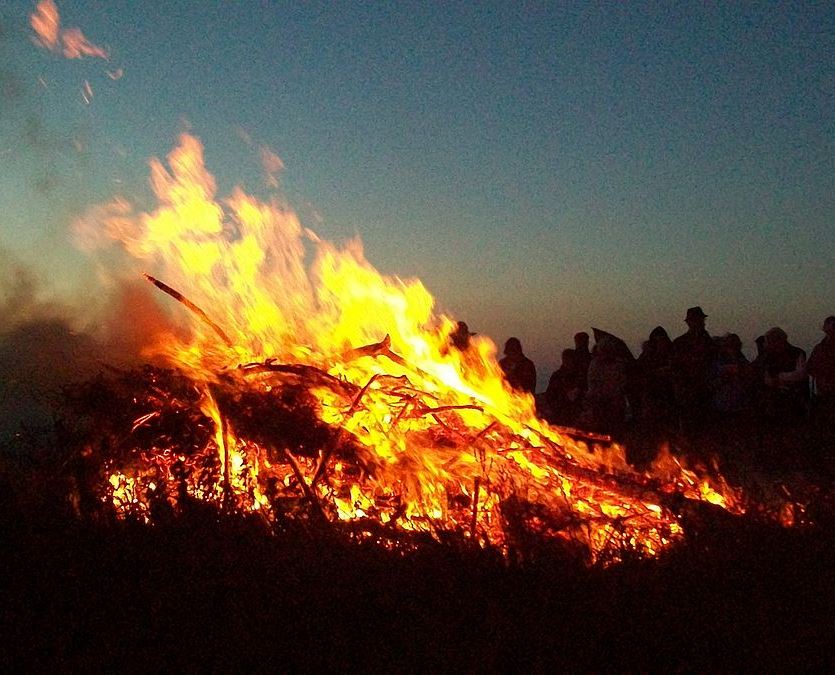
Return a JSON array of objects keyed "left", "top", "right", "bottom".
[
  {"left": 0, "top": 15, "right": 25, "bottom": 117},
  {"left": 0, "top": 249, "right": 176, "bottom": 443},
  {"left": 0, "top": 251, "right": 83, "bottom": 440},
  {"left": 0, "top": 250, "right": 60, "bottom": 327}
]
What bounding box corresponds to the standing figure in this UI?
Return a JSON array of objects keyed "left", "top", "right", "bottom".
[
  {"left": 581, "top": 336, "right": 629, "bottom": 434},
  {"left": 573, "top": 331, "right": 593, "bottom": 400},
  {"left": 499, "top": 337, "right": 537, "bottom": 394},
  {"left": 807, "top": 316, "right": 835, "bottom": 397},
  {"left": 807, "top": 315, "right": 835, "bottom": 437},
  {"left": 635, "top": 326, "right": 675, "bottom": 423},
  {"left": 711, "top": 333, "right": 753, "bottom": 415},
  {"left": 544, "top": 348, "right": 583, "bottom": 425},
  {"left": 449, "top": 321, "right": 474, "bottom": 352},
  {"left": 671, "top": 306, "right": 717, "bottom": 433},
  {"left": 759, "top": 327, "right": 808, "bottom": 424}
]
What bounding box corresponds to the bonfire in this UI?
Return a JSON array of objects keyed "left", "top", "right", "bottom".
[{"left": 69, "top": 134, "right": 744, "bottom": 563}]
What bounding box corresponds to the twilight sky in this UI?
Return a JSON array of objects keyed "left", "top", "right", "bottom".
[{"left": 1, "top": 1, "right": 833, "bottom": 384}]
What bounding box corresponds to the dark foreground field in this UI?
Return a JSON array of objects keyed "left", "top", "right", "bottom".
[{"left": 2, "top": 482, "right": 835, "bottom": 672}]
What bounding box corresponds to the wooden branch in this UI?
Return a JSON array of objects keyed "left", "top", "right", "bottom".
[
  {"left": 311, "top": 444, "right": 335, "bottom": 489},
  {"left": 143, "top": 274, "right": 233, "bottom": 347},
  {"left": 344, "top": 334, "right": 407, "bottom": 368},
  {"left": 408, "top": 403, "right": 484, "bottom": 418},
  {"left": 346, "top": 373, "right": 382, "bottom": 416},
  {"left": 219, "top": 406, "right": 232, "bottom": 513},
  {"left": 237, "top": 362, "right": 359, "bottom": 398},
  {"left": 470, "top": 477, "right": 481, "bottom": 538},
  {"left": 522, "top": 440, "right": 680, "bottom": 512},
  {"left": 280, "top": 446, "right": 330, "bottom": 525}
]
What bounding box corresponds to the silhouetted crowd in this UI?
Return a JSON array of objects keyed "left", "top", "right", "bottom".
[{"left": 484, "top": 308, "right": 835, "bottom": 444}]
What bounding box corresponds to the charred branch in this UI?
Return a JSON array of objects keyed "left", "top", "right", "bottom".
[
  {"left": 143, "top": 273, "right": 233, "bottom": 346},
  {"left": 344, "top": 334, "right": 407, "bottom": 368}
]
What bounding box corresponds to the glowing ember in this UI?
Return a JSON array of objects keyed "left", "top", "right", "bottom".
[
  {"left": 81, "top": 79, "right": 93, "bottom": 104},
  {"left": 31, "top": 0, "right": 109, "bottom": 60},
  {"left": 73, "top": 134, "right": 744, "bottom": 562},
  {"left": 259, "top": 146, "right": 285, "bottom": 189}
]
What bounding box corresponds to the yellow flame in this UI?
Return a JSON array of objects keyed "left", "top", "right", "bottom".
[{"left": 90, "top": 134, "right": 741, "bottom": 559}]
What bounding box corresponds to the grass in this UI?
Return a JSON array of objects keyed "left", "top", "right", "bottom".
[{"left": 2, "top": 448, "right": 835, "bottom": 671}]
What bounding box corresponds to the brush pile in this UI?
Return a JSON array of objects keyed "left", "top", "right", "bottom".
[{"left": 57, "top": 326, "right": 753, "bottom": 565}]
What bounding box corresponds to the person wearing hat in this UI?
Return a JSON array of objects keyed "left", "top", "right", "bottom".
[{"left": 671, "top": 306, "right": 717, "bottom": 433}]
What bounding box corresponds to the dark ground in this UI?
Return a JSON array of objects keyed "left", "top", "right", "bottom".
[{"left": 2, "top": 439, "right": 835, "bottom": 673}]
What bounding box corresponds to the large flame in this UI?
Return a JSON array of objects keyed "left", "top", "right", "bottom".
[{"left": 84, "top": 134, "right": 742, "bottom": 561}]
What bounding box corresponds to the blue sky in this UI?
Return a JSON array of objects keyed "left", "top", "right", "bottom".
[{"left": 1, "top": 1, "right": 834, "bottom": 383}]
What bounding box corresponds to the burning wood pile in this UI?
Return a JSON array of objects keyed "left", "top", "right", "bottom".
[
  {"left": 67, "top": 327, "right": 740, "bottom": 563},
  {"left": 66, "top": 133, "right": 745, "bottom": 563}
]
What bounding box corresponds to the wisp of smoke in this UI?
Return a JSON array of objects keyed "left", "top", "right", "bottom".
[{"left": 0, "top": 249, "right": 175, "bottom": 443}]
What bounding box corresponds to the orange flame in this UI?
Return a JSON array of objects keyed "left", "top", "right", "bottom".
[
  {"left": 31, "top": 0, "right": 108, "bottom": 60},
  {"left": 30, "top": 0, "right": 60, "bottom": 51},
  {"left": 82, "top": 133, "right": 743, "bottom": 560}
]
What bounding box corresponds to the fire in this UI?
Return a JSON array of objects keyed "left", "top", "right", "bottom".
[
  {"left": 31, "top": 0, "right": 109, "bottom": 60},
  {"left": 30, "top": 0, "right": 60, "bottom": 52},
  {"left": 75, "top": 133, "right": 744, "bottom": 562}
]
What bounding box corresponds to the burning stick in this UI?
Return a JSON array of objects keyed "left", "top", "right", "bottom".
[
  {"left": 344, "top": 334, "right": 406, "bottom": 367},
  {"left": 143, "top": 273, "right": 233, "bottom": 347},
  {"left": 280, "top": 446, "right": 330, "bottom": 525},
  {"left": 238, "top": 361, "right": 358, "bottom": 395},
  {"left": 470, "top": 477, "right": 481, "bottom": 538},
  {"left": 212, "top": 394, "right": 233, "bottom": 513},
  {"left": 308, "top": 373, "right": 385, "bottom": 489}
]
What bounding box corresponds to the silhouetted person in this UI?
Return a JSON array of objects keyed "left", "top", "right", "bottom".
[
  {"left": 580, "top": 336, "right": 628, "bottom": 434},
  {"left": 759, "top": 326, "right": 808, "bottom": 424},
  {"left": 499, "top": 337, "right": 537, "bottom": 394},
  {"left": 573, "top": 331, "right": 592, "bottom": 396},
  {"left": 750, "top": 334, "right": 767, "bottom": 398},
  {"left": 806, "top": 316, "right": 835, "bottom": 426},
  {"left": 711, "top": 333, "right": 753, "bottom": 414},
  {"left": 544, "top": 348, "right": 583, "bottom": 425},
  {"left": 755, "top": 335, "right": 766, "bottom": 358},
  {"left": 635, "top": 326, "right": 674, "bottom": 422},
  {"left": 449, "top": 321, "right": 474, "bottom": 352},
  {"left": 671, "top": 306, "right": 717, "bottom": 433}
]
